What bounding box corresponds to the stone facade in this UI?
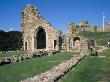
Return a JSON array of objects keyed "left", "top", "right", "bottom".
[
  {"left": 62, "top": 23, "right": 82, "bottom": 51},
  {"left": 21, "top": 4, "right": 62, "bottom": 51},
  {"left": 79, "top": 21, "right": 91, "bottom": 31},
  {"left": 21, "top": 4, "right": 88, "bottom": 52}
]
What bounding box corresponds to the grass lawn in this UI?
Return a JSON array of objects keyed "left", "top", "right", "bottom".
[
  {"left": 61, "top": 49, "right": 110, "bottom": 82},
  {"left": 0, "top": 51, "right": 28, "bottom": 59},
  {"left": 0, "top": 51, "right": 76, "bottom": 82},
  {"left": 79, "top": 31, "right": 110, "bottom": 40}
]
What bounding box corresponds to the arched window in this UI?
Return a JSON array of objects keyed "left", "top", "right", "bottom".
[{"left": 36, "top": 27, "right": 46, "bottom": 49}]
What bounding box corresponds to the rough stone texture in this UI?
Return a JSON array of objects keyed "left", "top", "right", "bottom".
[
  {"left": 21, "top": 54, "right": 87, "bottom": 82},
  {"left": 79, "top": 21, "right": 91, "bottom": 31},
  {"left": 21, "top": 40, "right": 89, "bottom": 82},
  {"left": 62, "top": 23, "right": 85, "bottom": 51},
  {"left": 0, "top": 50, "right": 58, "bottom": 66},
  {"left": 21, "top": 4, "right": 62, "bottom": 51},
  {"left": 21, "top": 4, "right": 89, "bottom": 52}
]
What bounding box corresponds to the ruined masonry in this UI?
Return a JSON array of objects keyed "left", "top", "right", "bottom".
[
  {"left": 21, "top": 4, "right": 62, "bottom": 51},
  {"left": 21, "top": 4, "right": 87, "bottom": 52}
]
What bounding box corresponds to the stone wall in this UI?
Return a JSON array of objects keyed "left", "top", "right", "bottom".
[
  {"left": 21, "top": 40, "right": 89, "bottom": 82},
  {"left": 21, "top": 4, "right": 62, "bottom": 51},
  {"left": 0, "top": 50, "right": 58, "bottom": 66}
]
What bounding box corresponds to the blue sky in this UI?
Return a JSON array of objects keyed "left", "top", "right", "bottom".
[{"left": 0, "top": 0, "right": 110, "bottom": 33}]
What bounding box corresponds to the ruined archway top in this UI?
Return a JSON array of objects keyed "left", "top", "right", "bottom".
[{"left": 34, "top": 26, "right": 46, "bottom": 36}]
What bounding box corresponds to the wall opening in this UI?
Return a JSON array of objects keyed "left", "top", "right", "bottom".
[
  {"left": 25, "top": 42, "right": 27, "bottom": 50},
  {"left": 73, "top": 37, "right": 80, "bottom": 46},
  {"left": 36, "top": 27, "right": 46, "bottom": 49},
  {"left": 73, "top": 37, "right": 80, "bottom": 42},
  {"left": 58, "top": 36, "right": 62, "bottom": 50},
  {"left": 54, "top": 40, "right": 57, "bottom": 49}
]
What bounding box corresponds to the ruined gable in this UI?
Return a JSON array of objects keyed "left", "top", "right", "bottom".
[
  {"left": 21, "top": 4, "right": 62, "bottom": 51},
  {"left": 21, "top": 4, "right": 41, "bottom": 32}
]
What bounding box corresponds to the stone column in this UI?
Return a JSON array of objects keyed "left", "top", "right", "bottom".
[
  {"left": 31, "top": 35, "right": 35, "bottom": 51},
  {"left": 24, "top": 42, "right": 25, "bottom": 50},
  {"left": 31, "top": 30, "right": 35, "bottom": 51}
]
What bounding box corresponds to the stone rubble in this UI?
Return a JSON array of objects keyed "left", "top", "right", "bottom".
[
  {"left": 21, "top": 40, "right": 89, "bottom": 82},
  {"left": 0, "top": 50, "right": 57, "bottom": 66},
  {"left": 21, "top": 51, "right": 89, "bottom": 82}
]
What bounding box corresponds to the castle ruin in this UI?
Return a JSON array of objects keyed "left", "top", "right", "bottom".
[{"left": 21, "top": 4, "right": 88, "bottom": 52}]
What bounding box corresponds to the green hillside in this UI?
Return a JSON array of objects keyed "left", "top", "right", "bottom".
[{"left": 79, "top": 31, "right": 110, "bottom": 40}]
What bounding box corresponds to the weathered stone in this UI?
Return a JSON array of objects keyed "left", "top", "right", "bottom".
[
  {"left": 20, "top": 40, "right": 89, "bottom": 82},
  {"left": 21, "top": 4, "right": 62, "bottom": 51},
  {"left": 0, "top": 50, "right": 56, "bottom": 66}
]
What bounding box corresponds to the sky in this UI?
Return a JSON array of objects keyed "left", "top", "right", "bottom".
[{"left": 0, "top": 0, "right": 110, "bottom": 33}]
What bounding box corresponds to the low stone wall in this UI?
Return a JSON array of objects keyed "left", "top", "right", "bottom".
[
  {"left": 0, "top": 50, "right": 57, "bottom": 66},
  {"left": 21, "top": 51, "right": 89, "bottom": 82},
  {"left": 21, "top": 39, "right": 89, "bottom": 82}
]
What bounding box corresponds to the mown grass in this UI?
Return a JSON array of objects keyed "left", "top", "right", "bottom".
[
  {"left": 0, "top": 51, "right": 76, "bottom": 82},
  {"left": 61, "top": 49, "right": 110, "bottom": 82},
  {"left": 0, "top": 51, "right": 28, "bottom": 59},
  {"left": 79, "top": 31, "right": 110, "bottom": 40}
]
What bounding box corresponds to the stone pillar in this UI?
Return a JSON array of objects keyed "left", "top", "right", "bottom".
[
  {"left": 24, "top": 42, "right": 25, "bottom": 50},
  {"left": 31, "top": 35, "right": 35, "bottom": 51},
  {"left": 31, "top": 30, "right": 35, "bottom": 51},
  {"left": 24, "top": 41, "right": 28, "bottom": 51}
]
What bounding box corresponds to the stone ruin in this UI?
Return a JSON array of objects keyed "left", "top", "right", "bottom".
[
  {"left": 21, "top": 39, "right": 89, "bottom": 82},
  {"left": 21, "top": 4, "right": 89, "bottom": 52},
  {"left": 61, "top": 23, "right": 88, "bottom": 51},
  {"left": 21, "top": 4, "right": 62, "bottom": 51}
]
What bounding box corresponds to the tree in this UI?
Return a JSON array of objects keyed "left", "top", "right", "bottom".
[
  {"left": 0, "top": 30, "right": 6, "bottom": 51},
  {"left": 0, "top": 31, "right": 23, "bottom": 51}
]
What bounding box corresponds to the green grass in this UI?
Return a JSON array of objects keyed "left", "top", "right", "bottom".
[
  {"left": 0, "top": 51, "right": 76, "bottom": 82},
  {"left": 79, "top": 31, "right": 110, "bottom": 40},
  {"left": 61, "top": 49, "right": 110, "bottom": 82},
  {"left": 0, "top": 51, "right": 28, "bottom": 59}
]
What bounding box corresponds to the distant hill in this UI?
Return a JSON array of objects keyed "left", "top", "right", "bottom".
[{"left": 79, "top": 31, "right": 110, "bottom": 40}]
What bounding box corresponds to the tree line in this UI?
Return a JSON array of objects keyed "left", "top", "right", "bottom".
[{"left": 0, "top": 30, "right": 23, "bottom": 51}]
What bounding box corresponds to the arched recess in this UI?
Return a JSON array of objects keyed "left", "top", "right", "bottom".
[
  {"left": 73, "top": 37, "right": 80, "bottom": 42},
  {"left": 36, "top": 27, "right": 46, "bottom": 49},
  {"left": 24, "top": 42, "right": 27, "bottom": 50},
  {"left": 73, "top": 37, "right": 80, "bottom": 46},
  {"left": 58, "top": 36, "right": 63, "bottom": 50}
]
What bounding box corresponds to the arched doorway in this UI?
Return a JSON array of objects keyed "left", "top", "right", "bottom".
[
  {"left": 73, "top": 37, "right": 80, "bottom": 42},
  {"left": 73, "top": 37, "right": 80, "bottom": 50},
  {"left": 36, "top": 27, "right": 46, "bottom": 49},
  {"left": 58, "top": 36, "right": 62, "bottom": 50},
  {"left": 73, "top": 37, "right": 80, "bottom": 45}
]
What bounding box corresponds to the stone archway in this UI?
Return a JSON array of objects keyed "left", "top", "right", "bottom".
[
  {"left": 73, "top": 37, "right": 80, "bottom": 46},
  {"left": 73, "top": 37, "right": 80, "bottom": 50},
  {"left": 73, "top": 37, "right": 80, "bottom": 42},
  {"left": 36, "top": 27, "right": 46, "bottom": 49}
]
